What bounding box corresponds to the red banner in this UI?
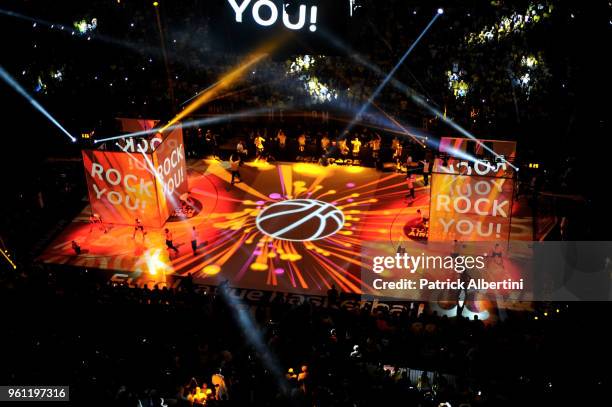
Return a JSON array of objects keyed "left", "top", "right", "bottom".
[
  {"left": 82, "top": 150, "right": 162, "bottom": 227},
  {"left": 428, "top": 162, "right": 514, "bottom": 242},
  {"left": 82, "top": 125, "right": 188, "bottom": 227},
  {"left": 152, "top": 127, "right": 188, "bottom": 220}
]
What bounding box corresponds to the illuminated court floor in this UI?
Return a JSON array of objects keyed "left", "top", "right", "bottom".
[{"left": 39, "top": 159, "right": 536, "bottom": 295}]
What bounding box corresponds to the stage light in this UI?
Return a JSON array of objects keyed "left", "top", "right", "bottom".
[
  {"left": 343, "top": 10, "right": 442, "bottom": 135},
  {"left": 0, "top": 65, "right": 77, "bottom": 143},
  {"left": 95, "top": 107, "right": 280, "bottom": 144},
  {"left": 437, "top": 8, "right": 444, "bottom": 15},
  {"left": 319, "top": 29, "right": 518, "bottom": 171},
  {"left": 0, "top": 248, "right": 17, "bottom": 269},
  {"left": 162, "top": 37, "right": 282, "bottom": 131},
  {"left": 153, "top": 1, "right": 159, "bottom": 7},
  {"left": 144, "top": 249, "right": 168, "bottom": 276}
]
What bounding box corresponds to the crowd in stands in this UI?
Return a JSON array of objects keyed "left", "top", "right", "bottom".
[
  {"left": 3, "top": 0, "right": 595, "bottom": 198},
  {"left": 4, "top": 0, "right": 573, "bottom": 140},
  {"left": 0, "top": 2, "right": 608, "bottom": 403},
  {"left": 2, "top": 264, "right": 607, "bottom": 406}
]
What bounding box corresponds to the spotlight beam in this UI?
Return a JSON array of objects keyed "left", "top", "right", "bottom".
[
  {"left": 322, "top": 105, "right": 438, "bottom": 147},
  {"left": 320, "top": 27, "right": 518, "bottom": 171},
  {"left": 163, "top": 53, "right": 266, "bottom": 129},
  {"left": 330, "top": 101, "right": 434, "bottom": 147},
  {"left": 0, "top": 66, "right": 76, "bottom": 142},
  {"left": 180, "top": 81, "right": 221, "bottom": 107},
  {"left": 94, "top": 107, "right": 282, "bottom": 144},
  {"left": 0, "top": 248, "right": 17, "bottom": 269},
  {"left": 354, "top": 103, "right": 481, "bottom": 164},
  {"left": 218, "top": 283, "right": 289, "bottom": 395},
  {"left": 181, "top": 78, "right": 284, "bottom": 107},
  {"left": 407, "top": 91, "right": 517, "bottom": 169},
  {"left": 343, "top": 11, "right": 442, "bottom": 134},
  {"left": 370, "top": 102, "right": 426, "bottom": 147},
  {"left": 162, "top": 37, "right": 283, "bottom": 131},
  {"left": 152, "top": 3, "right": 176, "bottom": 109}
]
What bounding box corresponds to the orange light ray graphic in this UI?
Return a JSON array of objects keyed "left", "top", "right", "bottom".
[
  {"left": 163, "top": 39, "right": 283, "bottom": 130},
  {"left": 40, "top": 160, "right": 452, "bottom": 297}
]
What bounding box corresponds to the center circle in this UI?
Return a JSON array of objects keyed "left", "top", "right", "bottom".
[{"left": 256, "top": 199, "right": 345, "bottom": 242}]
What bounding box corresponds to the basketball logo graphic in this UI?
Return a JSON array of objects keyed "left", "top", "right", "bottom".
[{"left": 256, "top": 199, "right": 345, "bottom": 241}]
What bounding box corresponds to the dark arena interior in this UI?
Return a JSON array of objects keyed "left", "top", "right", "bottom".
[{"left": 0, "top": 1, "right": 611, "bottom": 406}]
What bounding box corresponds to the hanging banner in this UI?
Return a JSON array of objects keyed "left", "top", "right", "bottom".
[{"left": 428, "top": 159, "right": 514, "bottom": 242}]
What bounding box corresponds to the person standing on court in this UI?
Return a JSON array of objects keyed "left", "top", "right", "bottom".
[
  {"left": 422, "top": 159, "right": 431, "bottom": 186},
  {"left": 164, "top": 228, "right": 179, "bottom": 256},
  {"left": 229, "top": 154, "right": 241, "bottom": 185},
  {"left": 405, "top": 172, "right": 416, "bottom": 202},
  {"left": 71, "top": 240, "right": 81, "bottom": 255},
  {"left": 191, "top": 226, "right": 198, "bottom": 256},
  {"left": 133, "top": 218, "right": 146, "bottom": 240}
]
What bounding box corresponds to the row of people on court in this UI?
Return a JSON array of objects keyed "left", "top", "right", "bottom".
[{"left": 233, "top": 130, "right": 430, "bottom": 162}]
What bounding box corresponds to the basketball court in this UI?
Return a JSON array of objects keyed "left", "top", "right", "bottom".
[{"left": 38, "top": 158, "right": 538, "bottom": 297}]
